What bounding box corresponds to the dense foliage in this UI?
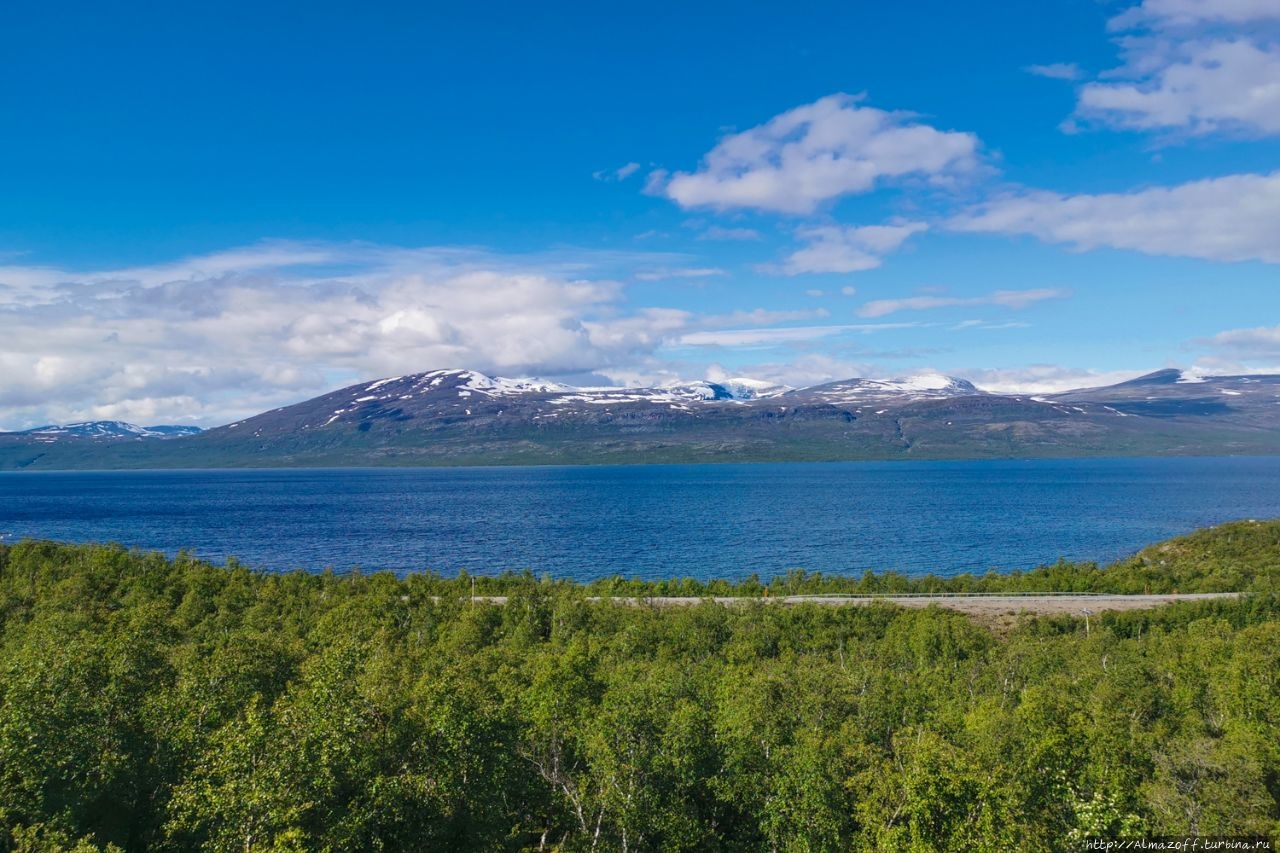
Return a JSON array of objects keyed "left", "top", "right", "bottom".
[
  {"left": 0, "top": 522, "right": 1278, "bottom": 851},
  {"left": 583, "top": 518, "right": 1280, "bottom": 597}
]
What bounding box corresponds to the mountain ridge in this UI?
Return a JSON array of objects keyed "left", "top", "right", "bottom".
[
  {"left": 3, "top": 367, "right": 1278, "bottom": 469},
  {"left": 2, "top": 421, "right": 203, "bottom": 440}
]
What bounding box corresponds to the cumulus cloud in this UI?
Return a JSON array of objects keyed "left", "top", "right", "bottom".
[
  {"left": 705, "top": 354, "right": 881, "bottom": 389},
  {"left": 857, "top": 288, "right": 1070, "bottom": 318},
  {"left": 957, "top": 366, "right": 1160, "bottom": 395},
  {"left": 948, "top": 171, "right": 1280, "bottom": 263},
  {"left": 0, "top": 242, "right": 872, "bottom": 428},
  {"left": 1067, "top": 1, "right": 1280, "bottom": 137},
  {"left": 778, "top": 221, "right": 928, "bottom": 275},
  {"left": 0, "top": 242, "right": 762, "bottom": 429},
  {"left": 657, "top": 93, "right": 980, "bottom": 214},
  {"left": 1077, "top": 38, "right": 1280, "bottom": 136},
  {"left": 1109, "top": 0, "right": 1280, "bottom": 30},
  {"left": 1197, "top": 324, "right": 1280, "bottom": 358}
]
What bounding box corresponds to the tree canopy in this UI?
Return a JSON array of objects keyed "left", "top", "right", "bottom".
[{"left": 0, "top": 522, "right": 1277, "bottom": 850}]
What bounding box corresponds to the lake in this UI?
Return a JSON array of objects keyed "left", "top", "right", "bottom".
[{"left": 1, "top": 457, "right": 1278, "bottom": 581}]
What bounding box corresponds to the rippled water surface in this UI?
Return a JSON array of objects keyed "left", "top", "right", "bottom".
[{"left": 2, "top": 457, "right": 1279, "bottom": 580}]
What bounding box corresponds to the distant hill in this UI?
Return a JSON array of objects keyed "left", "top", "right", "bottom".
[
  {"left": 7, "top": 421, "right": 204, "bottom": 441},
  {"left": 1, "top": 368, "right": 1278, "bottom": 469}
]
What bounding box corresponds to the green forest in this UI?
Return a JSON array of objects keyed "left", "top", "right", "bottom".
[{"left": 1, "top": 521, "right": 1278, "bottom": 851}]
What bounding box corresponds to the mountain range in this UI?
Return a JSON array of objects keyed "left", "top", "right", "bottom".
[
  {"left": 2, "top": 367, "right": 1278, "bottom": 469},
  {"left": 4, "top": 421, "right": 204, "bottom": 441}
]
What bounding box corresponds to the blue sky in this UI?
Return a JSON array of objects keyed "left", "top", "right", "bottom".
[{"left": 1, "top": 0, "right": 1278, "bottom": 427}]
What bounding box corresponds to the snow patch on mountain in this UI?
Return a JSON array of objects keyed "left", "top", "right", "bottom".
[
  {"left": 801, "top": 374, "right": 981, "bottom": 405},
  {"left": 325, "top": 368, "right": 977, "bottom": 415},
  {"left": 710, "top": 377, "right": 793, "bottom": 400},
  {"left": 455, "top": 371, "right": 574, "bottom": 396},
  {"left": 880, "top": 373, "right": 977, "bottom": 393}
]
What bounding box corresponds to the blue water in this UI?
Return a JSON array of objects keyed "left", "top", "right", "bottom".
[{"left": 0, "top": 457, "right": 1278, "bottom": 581}]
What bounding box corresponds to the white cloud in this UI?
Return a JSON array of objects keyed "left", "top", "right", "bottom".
[
  {"left": 1026, "top": 62, "right": 1083, "bottom": 80},
  {"left": 642, "top": 169, "right": 669, "bottom": 196},
  {"left": 594, "top": 162, "right": 643, "bottom": 181},
  {"left": 858, "top": 288, "right": 1069, "bottom": 318},
  {"left": 697, "top": 225, "right": 763, "bottom": 241},
  {"left": 0, "top": 243, "right": 346, "bottom": 307},
  {"left": 704, "top": 354, "right": 880, "bottom": 389},
  {"left": 676, "top": 322, "right": 920, "bottom": 347},
  {"left": 1109, "top": 0, "right": 1280, "bottom": 30},
  {"left": 959, "top": 366, "right": 1159, "bottom": 395},
  {"left": 779, "top": 221, "right": 928, "bottom": 275},
  {"left": 702, "top": 308, "right": 829, "bottom": 328},
  {"left": 0, "top": 242, "right": 736, "bottom": 428},
  {"left": 949, "top": 171, "right": 1280, "bottom": 263},
  {"left": 632, "top": 267, "right": 726, "bottom": 282},
  {"left": 658, "top": 93, "right": 980, "bottom": 214},
  {"left": 0, "top": 242, "right": 866, "bottom": 429},
  {"left": 1064, "top": 1, "right": 1280, "bottom": 137},
  {"left": 1197, "top": 324, "right": 1280, "bottom": 358},
  {"left": 951, "top": 319, "right": 1030, "bottom": 331},
  {"left": 1077, "top": 37, "right": 1280, "bottom": 136}
]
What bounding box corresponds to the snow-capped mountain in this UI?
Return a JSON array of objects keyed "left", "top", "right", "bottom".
[
  {"left": 190, "top": 366, "right": 1278, "bottom": 463},
  {"left": 9, "top": 421, "right": 203, "bottom": 441},
  {"left": 790, "top": 374, "right": 982, "bottom": 407},
  {"left": 708, "top": 377, "right": 794, "bottom": 400},
  {"left": 1048, "top": 368, "right": 1280, "bottom": 403},
  {"left": 246, "top": 368, "right": 798, "bottom": 433},
  {"left": 3, "top": 367, "right": 1278, "bottom": 469},
  {"left": 347, "top": 369, "right": 789, "bottom": 405},
  {"left": 199, "top": 367, "right": 968, "bottom": 444},
  {"left": 1035, "top": 369, "right": 1280, "bottom": 420},
  {"left": 138, "top": 425, "right": 206, "bottom": 437}
]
